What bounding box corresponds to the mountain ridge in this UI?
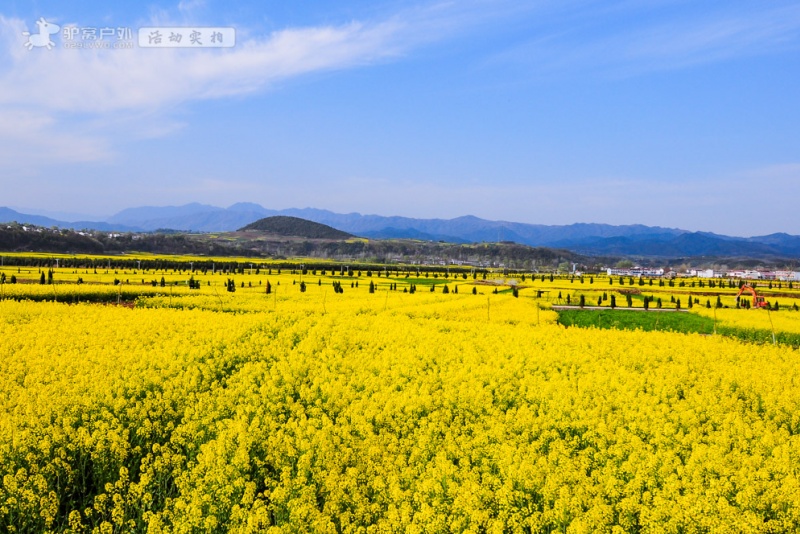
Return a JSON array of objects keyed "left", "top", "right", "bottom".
[{"left": 2, "top": 204, "right": 799, "bottom": 259}]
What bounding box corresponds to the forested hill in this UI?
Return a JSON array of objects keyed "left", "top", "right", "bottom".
[
  {"left": 0, "top": 223, "right": 583, "bottom": 269},
  {"left": 238, "top": 216, "right": 353, "bottom": 239},
  {"left": 0, "top": 224, "right": 244, "bottom": 256}
]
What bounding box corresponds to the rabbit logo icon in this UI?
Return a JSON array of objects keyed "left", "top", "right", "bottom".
[{"left": 23, "top": 18, "right": 60, "bottom": 50}]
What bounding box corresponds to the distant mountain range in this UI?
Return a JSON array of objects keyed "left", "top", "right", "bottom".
[
  {"left": 2, "top": 203, "right": 800, "bottom": 259},
  {"left": 0, "top": 207, "right": 141, "bottom": 233}
]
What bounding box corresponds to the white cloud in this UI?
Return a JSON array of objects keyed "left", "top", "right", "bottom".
[
  {"left": 0, "top": 0, "right": 541, "bottom": 115},
  {"left": 0, "top": 2, "right": 505, "bottom": 170},
  {"left": 0, "top": 20, "right": 405, "bottom": 114},
  {"left": 0, "top": 108, "right": 112, "bottom": 168}
]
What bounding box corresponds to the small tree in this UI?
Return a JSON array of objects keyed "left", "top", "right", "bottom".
[
  {"left": 610, "top": 295, "right": 616, "bottom": 308},
  {"left": 300, "top": 281, "right": 306, "bottom": 292},
  {"left": 266, "top": 281, "right": 272, "bottom": 294},
  {"left": 369, "top": 281, "right": 375, "bottom": 294},
  {"left": 472, "top": 286, "right": 477, "bottom": 295},
  {"left": 443, "top": 285, "right": 450, "bottom": 294},
  {"left": 579, "top": 294, "right": 585, "bottom": 308}
]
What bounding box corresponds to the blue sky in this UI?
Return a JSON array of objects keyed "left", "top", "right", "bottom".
[{"left": 1, "top": 1, "right": 799, "bottom": 236}]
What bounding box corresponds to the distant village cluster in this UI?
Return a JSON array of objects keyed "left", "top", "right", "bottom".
[{"left": 607, "top": 267, "right": 800, "bottom": 281}]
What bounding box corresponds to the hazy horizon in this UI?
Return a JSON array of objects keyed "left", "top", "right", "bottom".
[{"left": 5, "top": 201, "right": 797, "bottom": 239}]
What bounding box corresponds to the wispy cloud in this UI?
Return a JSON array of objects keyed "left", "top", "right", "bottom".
[
  {"left": 0, "top": 108, "right": 112, "bottom": 170},
  {"left": 489, "top": 1, "right": 800, "bottom": 76},
  {"left": 177, "top": 0, "right": 206, "bottom": 15},
  {"left": 617, "top": 4, "right": 800, "bottom": 70},
  {"left": 741, "top": 162, "right": 800, "bottom": 181},
  {"left": 0, "top": 19, "right": 405, "bottom": 114},
  {"left": 0, "top": 1, "right": 527, "bottom": 170},
  {"left": 0, "top": 2, "right": 506, "bottom": 170},
  {"left": 0, "top": 0, "right": 532, "bottom": 114}
]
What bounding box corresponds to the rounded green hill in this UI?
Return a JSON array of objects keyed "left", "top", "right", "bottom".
[{"left": 238, "top": 216, "right": 353, "bottom": 239}]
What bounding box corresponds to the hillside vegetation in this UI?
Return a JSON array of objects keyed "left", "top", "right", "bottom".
[{"left": 239, "top": 216, "right": 353, "bottom": 239}]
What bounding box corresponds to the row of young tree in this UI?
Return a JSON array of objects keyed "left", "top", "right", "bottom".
[
  {"left": 3, "top": 252, "right": 796, "bottom": 290},
  {"left": 558, "top": 291, "right": 798, "bottom": 311}
]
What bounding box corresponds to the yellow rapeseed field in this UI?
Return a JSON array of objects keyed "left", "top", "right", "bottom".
[{"left": 2, "top": 260, "right": 800, "bottom": 532}]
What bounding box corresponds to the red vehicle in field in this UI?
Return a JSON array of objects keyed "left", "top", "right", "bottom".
[{"left": 736, "top": 284, "right": 768, "bottom": 309}]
